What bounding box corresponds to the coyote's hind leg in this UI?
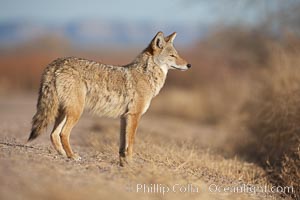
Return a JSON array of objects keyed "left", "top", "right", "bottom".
[
  {"left": 50, "top": 113, "right": 67, "bottom": 156},
  {"left": 60, "top": 106, "right": 83, "bottom": 161}
]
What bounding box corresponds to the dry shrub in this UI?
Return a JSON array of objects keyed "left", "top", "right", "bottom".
[{"left": 239, "top": 44, "right": 300, "bottom": 199}]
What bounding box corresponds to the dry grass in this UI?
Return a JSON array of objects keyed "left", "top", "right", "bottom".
[{"left": 0, "top": 96, "right": 277, "bottom": 200}]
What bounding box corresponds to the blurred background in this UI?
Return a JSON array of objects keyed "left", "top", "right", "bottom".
[
  {"left": 0, "top": 0, "right": 299, "bottom": 198},
  {"left": 1, "top": 0, "right": 300, "bottom": 92}
]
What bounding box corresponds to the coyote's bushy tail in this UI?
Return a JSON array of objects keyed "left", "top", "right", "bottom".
[{"left": 28, "top": 69, "right": 59, "bottom": 141}]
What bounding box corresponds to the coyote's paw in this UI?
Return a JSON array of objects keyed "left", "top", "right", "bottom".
[
  {"left": 57, "top": 150, "right": 67, "bottom": 156},
  {"left": 119, "top": 155, "right": 133, "bottom": 167},
  {"left": 70, "top": 154, "right": 81, "bottom": 161},
  {"left": 119, "top": 156, "right": 128, "bottom": 167}
]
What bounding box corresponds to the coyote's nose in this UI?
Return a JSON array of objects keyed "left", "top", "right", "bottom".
[{"left": 187, "top": 64, "right": 192, "bottom": 69}]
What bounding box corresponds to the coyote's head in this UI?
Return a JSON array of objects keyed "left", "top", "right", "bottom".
[{"left": 148, "top": 31, "right": 191, "bottom": 73}]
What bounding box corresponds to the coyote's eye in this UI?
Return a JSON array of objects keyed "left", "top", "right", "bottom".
[{"left": 170, "top": 54, "right": 176, "bottom": 58}]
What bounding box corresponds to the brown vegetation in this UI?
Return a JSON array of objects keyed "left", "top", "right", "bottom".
[{"left": 238, "top": 43, "right": 300, "bottom": 199}]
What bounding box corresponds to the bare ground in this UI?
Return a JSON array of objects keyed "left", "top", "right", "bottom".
[{"left": 0, "top": 93, "right": 287, "bottom": 200}]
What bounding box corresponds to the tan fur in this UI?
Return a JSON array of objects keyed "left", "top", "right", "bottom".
[{"left": 28, "top": 31, "right": 191, "bottom": 165}]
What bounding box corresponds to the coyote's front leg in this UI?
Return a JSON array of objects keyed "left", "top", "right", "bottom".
[{"left": 119, "top": 113, "right": 141, "bottom": 166}]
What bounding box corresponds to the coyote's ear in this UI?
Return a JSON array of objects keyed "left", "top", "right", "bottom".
[
  {"left": 151, "top": 31, "right": 166, "bottom": 50},
  {"left": 165, "top": 32, "right": 177, "bottom": 43}
]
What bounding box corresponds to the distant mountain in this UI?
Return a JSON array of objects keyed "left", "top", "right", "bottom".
[{"left": 0, "top": 20, "right": 207, "bottom": 48}]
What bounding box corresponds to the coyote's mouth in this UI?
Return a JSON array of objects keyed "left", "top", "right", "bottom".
[{"left": 171, "top": 66, "right": 187, "bottom": 71}]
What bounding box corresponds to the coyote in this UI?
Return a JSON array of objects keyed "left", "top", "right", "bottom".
[{"left": 28, "top": 31, "right": 191, "bottom": 166}]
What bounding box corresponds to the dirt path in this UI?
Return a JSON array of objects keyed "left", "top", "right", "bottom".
[{"left": 0, "top": 94, "right": 285, "bottom": 200}]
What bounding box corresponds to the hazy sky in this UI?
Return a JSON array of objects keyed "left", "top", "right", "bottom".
[
  {"left": 0, "top": 0, "right": 269, "bottom": 25},
  {"left": 0, "top": 0, "right": 215, "bottom": 24}
]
